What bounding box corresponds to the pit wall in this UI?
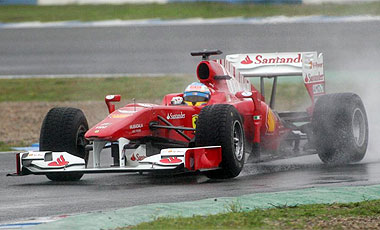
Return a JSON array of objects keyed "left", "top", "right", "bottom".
[{"left": 1, "top": 0, "right": 378, "bottom": 5}]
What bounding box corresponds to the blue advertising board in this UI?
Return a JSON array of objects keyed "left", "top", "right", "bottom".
[{"left": 0, "top": 0, "right": 37, "bottom": 4}]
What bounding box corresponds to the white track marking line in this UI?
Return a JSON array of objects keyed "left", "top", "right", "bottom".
[
  {"left": 1, "top": 15, "right": 380, "bottom": 29},
  {"left": 0, "top": 73, "right": 188, "bottom": 79}
]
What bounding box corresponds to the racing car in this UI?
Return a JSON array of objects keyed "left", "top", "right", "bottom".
[{"left": 9, "top": 50, "right": 368, "bottom": 181}]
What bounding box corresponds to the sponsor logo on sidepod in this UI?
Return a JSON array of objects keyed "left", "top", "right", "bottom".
[
  {"left": 192, "top": 114, "right": 198, "bottom": 129},
  {"left": 166, "top": 112, "right": 185, "bottom": 120}
]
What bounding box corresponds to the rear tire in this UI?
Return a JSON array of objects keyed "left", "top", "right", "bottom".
[
  {"left": 40, "top": 107, "right": 89, "bottom": 181},
  {"left": 312, "top": 93, "right": 368, "bottom": 164},
  {"left": 195, "top": 104, "right": 245, "bottom": 179}
]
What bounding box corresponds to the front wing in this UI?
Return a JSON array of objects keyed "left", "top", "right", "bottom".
[{"left": 10, "top": 146, "right": 222, "bottom": 176}]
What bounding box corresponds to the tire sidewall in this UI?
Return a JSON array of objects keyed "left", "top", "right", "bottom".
[
  {"left": 221, "top": 108, "right": 245, "bottom": 176},
  {"left": 195, "top": 104, "right": 245, "bottom": 178},
  {"left": 40, "top": 107, "right": 89, "bottom": 159},
  {"left": 343, "top": 96, "right": 368, "bottom": 161},
  {"left": 313, "top": 93, "right": 368, "bottom": 164},
  {"left": 40, "top": 107, "right": 89, "bottom": 181}
]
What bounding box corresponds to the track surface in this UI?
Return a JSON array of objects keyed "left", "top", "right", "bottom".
[
  {"left": 0, "top": 21, "right": 380, "bottom": 76},
  {"left": 1, "top": 151, "right": 380, "bottom": 223},
  {"left": 1, "top": 21, "right": 380, "bottom": 224}
]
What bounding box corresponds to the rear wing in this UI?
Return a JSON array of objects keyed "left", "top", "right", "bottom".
[{"left": 216, "top": 52, "right": 325, "bottom": 106}]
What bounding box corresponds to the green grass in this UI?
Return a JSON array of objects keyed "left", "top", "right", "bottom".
[
  {"left": 0, "top": 76, "right": 194, "bottom": 102},
  {"left": 1, "top": 2, "right": 380, "bottom": 23},
  {"left": 0, "top": 76, "right": 310, "bottom": 111},
  {"left": 250, "top": 77, "right": 310, "bottom": 111},
  {"left": 0, "top": 141, "right": 13, "bottom": 151},
  {"left": 4, "top": 72, "right": 368, "bottom": 112},
  {"left": 127, "top": 199, "right": 380, "bottom": 230}
]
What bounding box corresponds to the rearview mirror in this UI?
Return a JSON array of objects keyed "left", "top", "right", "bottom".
[
  {"left": 105, "top": 95, "right": 121, "bottom": 114},
  {"left": 235, "top": 91, "right": 253, "bottom": 99}
]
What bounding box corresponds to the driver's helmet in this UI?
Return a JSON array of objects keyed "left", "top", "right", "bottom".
[{"left": 183, "top": 82, "right": 211, "bottom": 106}]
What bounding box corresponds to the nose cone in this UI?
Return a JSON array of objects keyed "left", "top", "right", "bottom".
[{"left": 85, "top": 105, "right": 153, "bottom": 141}]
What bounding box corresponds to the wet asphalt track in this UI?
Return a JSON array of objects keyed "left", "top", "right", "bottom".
[
  {"left": 1, "top": 150, "right": 380, "bottom": 223},
  {"left": 0, "top": 21, "right": 380, "bottom": 76}
]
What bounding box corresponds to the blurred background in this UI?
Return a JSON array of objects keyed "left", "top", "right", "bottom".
[{"left": 0, "top": 0, "right": 378, "bottom": 5}]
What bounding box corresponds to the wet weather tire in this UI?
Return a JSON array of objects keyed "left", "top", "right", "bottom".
[
  {"left": 40, "top": 107, "right": 89, "bottom": 181},
  {"left": 195, "top": 104, "right": 245, "bottom": 179},
  {"left": 312, "top": 93, "right": 368, "bottom": 164}
]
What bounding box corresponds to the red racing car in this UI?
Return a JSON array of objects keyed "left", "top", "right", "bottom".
[{"left": 9, "top": 50, "right": 369, "bottom": 181}]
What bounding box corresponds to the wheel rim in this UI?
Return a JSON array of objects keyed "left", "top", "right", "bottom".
[
  {"left": 76, "top": 125, "right": 88, "bottom": 155},
  {"left": 233, "top": 120, "right": 244, "bottom": 161},
  {"left": 352, "top": 108, "right": 366, "bottom": 147}
]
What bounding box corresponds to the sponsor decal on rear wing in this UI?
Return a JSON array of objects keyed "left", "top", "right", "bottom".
[
  {"left": 219, "top": 52, "right": 325, "bottom": 102},
  {"left": 302, "top": 52, "right": 325, "bottom": 101},
  {"left": 225, "top": 52, "right": 323, "bottom": 78}
]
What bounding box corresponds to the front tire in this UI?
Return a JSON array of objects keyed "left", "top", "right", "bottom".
[
  {"left": 195, "top": 104, "right": 245, "bottom": 179},
  {"left": 40, "top": 107, "right": 89, "bottom": 181},
  {"left": 312, "top": 93, "right": 368, "bottom": 164}
]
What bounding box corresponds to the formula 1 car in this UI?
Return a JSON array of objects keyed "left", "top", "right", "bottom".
[{"left": 9, "top": 50, "right": 368, "bottom": 181}]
